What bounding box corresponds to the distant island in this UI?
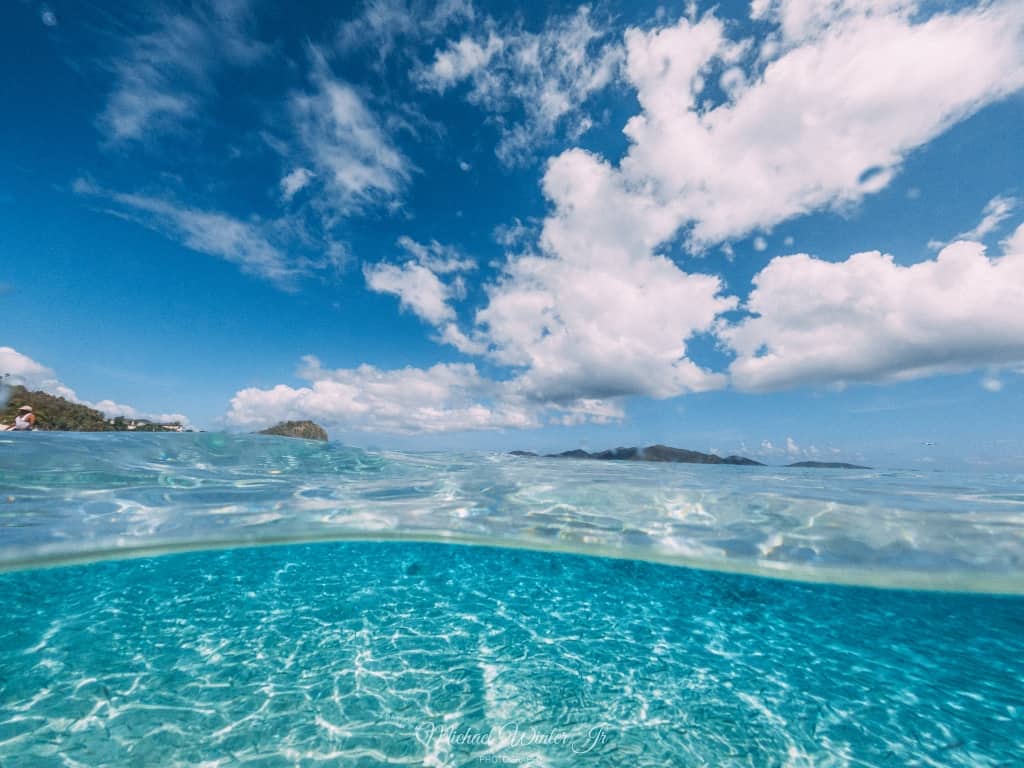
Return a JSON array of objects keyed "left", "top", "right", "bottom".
[
  {"left": 0, "top": 385, "right": 185, "bottom": 432},
  {"left": 512, "top": 444, "right": 763, "bottom": 465},
  {"left": 257, "top": 420, "right": 328, "bottom": 441},
  {"left": 511, "top": 445, "right": 870, "bottom": 469},
  {"left": 787, "top": 461, "right": 870, "bottom": 469}
]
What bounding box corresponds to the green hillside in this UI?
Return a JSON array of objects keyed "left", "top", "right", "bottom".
[{"left": 1, "top": 384, "right": 182, "bottom": 432}]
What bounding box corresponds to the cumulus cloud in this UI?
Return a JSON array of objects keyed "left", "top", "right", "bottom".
[
  {"left": 225, "top": 355, "right": 622, "bottom": 434},
  {"left": 720, "top": 232, "right": 1024, "bottom": 391},
  {"left": 364, "top": 261, "right": 456, "bottom": 325},
  {"left": 0, "top": 346, "right": 76, "bottom": 401},
  {"left": 615, "top": 1, "right": 1024, "bottom": 246},
  {"left": 1, "top": 347, "right": 190, "bottom": 425},
  {"left": 1004, "top": 221, "right": 1024, "bottom": 254},
  {"left": 418, "top": 5, "right": 623, "bottom": 165},
  {"left": 364, "top": 237, "right": 475, "bottom": 334},
  {"left": 98, "top": 0, "right": 266, "bottom": 142},
  {"left": 290, "top": 51, "right": 413, "bottom": 214},
  {"left": 471, "top": 149, "right": 737, "bottom": 402},
  {"left": 413, "top": 0, "right": 1024, "bottom": 415},
  {"left": 426, "top": 0, "right": 1024, "bottom": 413}
]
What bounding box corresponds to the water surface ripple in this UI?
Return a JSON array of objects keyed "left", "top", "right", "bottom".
[{"left": 1, "top": 433, "right": 1023, "bottom": 592}]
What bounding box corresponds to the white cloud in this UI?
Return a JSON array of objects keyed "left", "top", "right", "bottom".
[
  {"left": 492, "top": 218, "right": 535, "bottom": 249},
  {"left": 364, "top": 237, "right": 477, "bottom": 349},
  {"left": 1, "top": 347, "right": 189, "bottom": 425},
  {"left": 280, "top": 168, "right": 315, "bottom": 201},
  {"left": 618, "top": 1, "right": 1024, "bottom": 246},
  {"left": 0, "top": 346, "right": 73, "bottom": 400},
  {"left": 930, "top": 194, "right": 1019, "bottom": 250},
  {"left": 396, "top": 236, "right": 475, "bottom": 273},
  {"left": 427, "top": 0, "right": 1024, "bottom": 412},
  {"left": 225, "top": 355, "right": 624, "bottom": 434},
  {"left": 73, "top": 180, "right": 315, "bottom": 288},
  {"left": 470, "top": 149, "right": 737, "bottom": 402},
  {"left": 225, "top": 356, "right": 543, "bottom": 434},
  {"left": 290, "top": 51, "right": 412, "bottom": 213},
  {"left": 89, "top": 400, "right": 190, "bottom": 425},
  {"left": 418, "top": 5, "right": 623, "bottom": 165},
  {"left": 750, "top": 0, "right": 915, "bottom": 43},
  {"left": 422, "top": 34, "right": 504, "bottom": 92},
  {"left": 98, "top": 0, "right": 266, "bottom": 142},
  {"left": 981, "top": 375, "right": 1003, "bottom": 393},
  {"left": 364, "top": 261, "right": 455, "bottom": 325},
  {"left": 418, "top": 0, "right": 1024, "bottom": 415},
  {"left": 1004, "top": 221, "right": 1024, "bottom": 255},
  {"left": 955, "top": 194, "right": 1018, "bottom": 242},
  {"left": 720, "top": 232, "right": 1024, "bottom": 391},
  {"left": 336, "top": 0, "right": 474, "bottom": 63},
  {"left": 755, "top": 434, "right": 830, "bottom": 460},
  {"left": 753, "top": 236, "right": 767, "bottom": 252}
]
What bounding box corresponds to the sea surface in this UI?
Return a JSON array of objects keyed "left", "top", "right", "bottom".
[{"left": 1, "top": 433, "right": 1022, "bottom": 766}]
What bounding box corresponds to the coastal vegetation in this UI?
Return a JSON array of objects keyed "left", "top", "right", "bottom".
[{"left": 0, "top": 384, "right": 183, "bottom": 432}]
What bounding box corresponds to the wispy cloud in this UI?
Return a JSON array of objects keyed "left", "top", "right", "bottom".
[
  {"left": 288, "top": 49, "right": 413, "bottom": 215},
  {"left": 98, "top": 0, "right": 267, "bottom": 143},
  {"left": 956, "top": 195, "right": 1018, "bottom": 241},
  {"left": 336, "top": 0, "right": 474, "bottom": 65},
  {"left": 417, "top": 5, "right": 623, "bottom": 165},
  {"left": 280, "top": 167, "right": 315, "bottom": 202},
  {"left": 73, "top": 179, "right": 341, "bottom": 289}
]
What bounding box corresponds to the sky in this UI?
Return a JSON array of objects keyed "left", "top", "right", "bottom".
[{"left": 1, "top": 0, "right": 1023, "bottom": 467}]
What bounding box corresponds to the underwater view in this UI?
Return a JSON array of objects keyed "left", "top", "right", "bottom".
[{"left": 2, "top": 434, "right": 1023, "bottom": 766}]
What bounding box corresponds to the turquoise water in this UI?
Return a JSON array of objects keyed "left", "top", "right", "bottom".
[{"left": 2, "top": 434, "right": 1023, "bottom": 765}]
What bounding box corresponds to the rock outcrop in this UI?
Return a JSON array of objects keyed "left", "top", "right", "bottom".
[{"left": 257, "top": 420, "right": 329, "bottom": 441}]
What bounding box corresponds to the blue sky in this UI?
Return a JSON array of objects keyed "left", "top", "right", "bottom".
[{"left": 2, "top": 0, "right": 1023, "bottom": 467}]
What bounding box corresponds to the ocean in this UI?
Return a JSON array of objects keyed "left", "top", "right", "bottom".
[{"left": 1, "top": 433, "right": 1022, "bottom": 766}]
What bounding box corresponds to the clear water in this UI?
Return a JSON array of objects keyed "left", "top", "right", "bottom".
[{"left": 1, "top": 434, "right": 1023, "bottom": 765}]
